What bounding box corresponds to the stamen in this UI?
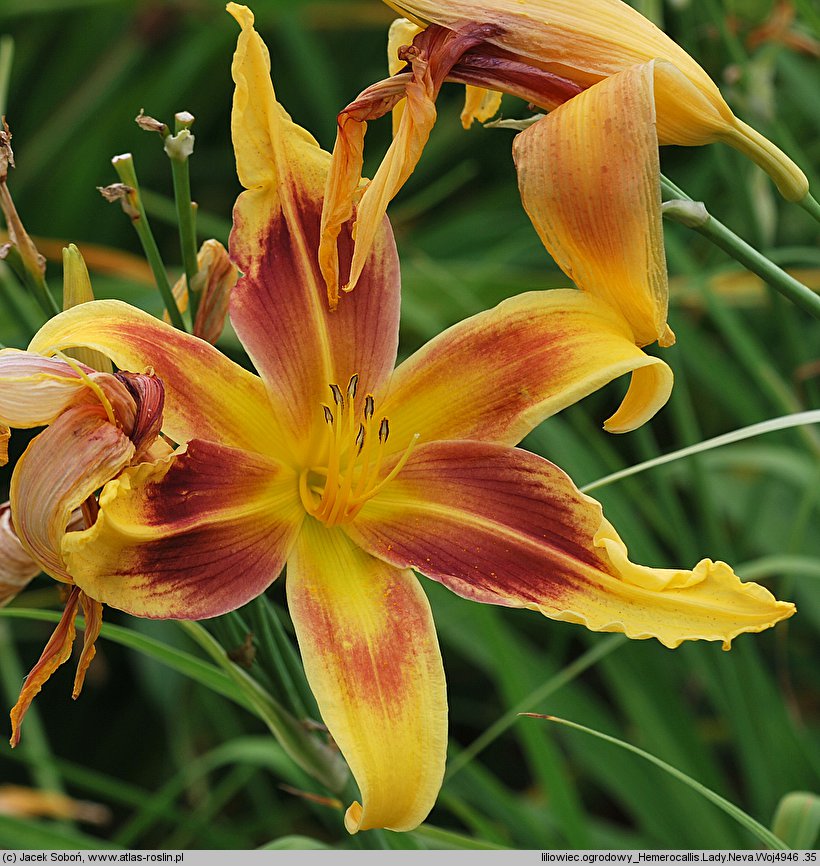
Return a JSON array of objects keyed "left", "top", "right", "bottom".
[
  {"left": 354, "top": 433, "right": 420, "bottom": 505},
  {"left": 304, "top": 380, "right": 418, "bottom": 527}
]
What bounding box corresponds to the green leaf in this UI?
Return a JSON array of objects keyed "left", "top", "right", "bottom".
[
  {"left": 527, "top": 715, "right": 789, "bottom": 850},
  {"left": 582, "top": 411, "right": 820, "bottom": 493},
  {"left": 0, "top": 608, "right": 252, "bottom": 712}
]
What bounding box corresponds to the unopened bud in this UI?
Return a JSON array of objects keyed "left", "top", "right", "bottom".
[
  {"left": 164, "top": 239, "right": 237, "bottom": 343},
  {"left": 61, "top": 244, "right": 113, "bottom": 373}
]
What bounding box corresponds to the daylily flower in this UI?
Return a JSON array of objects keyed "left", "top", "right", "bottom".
[
  {"left": 24, "top": 4, "right": 794, "bottom": 833},
  {"left": 0, "top": 249, "right": 166, "bottom": 745},
  {"left": 318, "top": 0, "right": 810, "bottom": 303}
]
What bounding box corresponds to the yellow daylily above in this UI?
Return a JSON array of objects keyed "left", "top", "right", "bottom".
[
  {"left": 318, "top": 0, "right": 809, "bottom": 302},
  {"left": 14, "top": 4, "right": 794, "bottom": 833}
]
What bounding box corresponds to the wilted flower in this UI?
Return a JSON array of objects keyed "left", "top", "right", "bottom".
[{"left": 318, "top": 0, "right": 810, "bottom": 302}]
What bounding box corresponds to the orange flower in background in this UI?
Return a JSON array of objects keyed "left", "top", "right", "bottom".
[
  {"left": 23, "top": 5, "right": 793, "bottom": 833},
  {"left": 318, "top": 0, "right": 810, "bottom": 304}
]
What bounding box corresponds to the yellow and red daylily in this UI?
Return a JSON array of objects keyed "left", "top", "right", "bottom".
[
  {"left": 0, "top": 253, "right": 167, "bottom": 744},
  {"left": 21, "top": 5, "right": 794, "bottom": 833},
  {"left": 317, "top": 0, "right": 810, "bottom": 304}
]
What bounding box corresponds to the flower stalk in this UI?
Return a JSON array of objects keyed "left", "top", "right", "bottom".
[
  {"left": 0, "top": 122, "right": 59, "bottom": 320},
  {"left": 104, "top": 154, "right": 186, "bottom": 331},
  {"left": 165, "top": 112, "right": 202, "bottom": 323},
  {"left": 660, "top": 174, "right": 820, "bottom": 320}
]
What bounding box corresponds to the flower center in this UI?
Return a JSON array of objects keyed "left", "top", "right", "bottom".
[{"left": 298, "top": 375, "right": 418, "bottom": 527}]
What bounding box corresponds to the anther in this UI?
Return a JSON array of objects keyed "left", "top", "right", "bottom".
[
  {"left": 347, "top": 374, "right": 359, "bottom": 399},
  {"left": 355, "top": 424, "right": 365, "bottom": 454},
  {"left": 322, "top": 405, "right": 334, "bottom": 425},
  {"left": 329, "top": 383, "right": 344, "bottom": 406},
  {"left": 364, "top": 395, "right": 375, "bottom": 420},
  {"left": 378, "top": 418, "right": 389, "bottom": 443}
]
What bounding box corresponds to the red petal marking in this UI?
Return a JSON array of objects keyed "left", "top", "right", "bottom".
[
  {"left": 349, "top": 440, "right": 611, "bottom": 607},
  {"left": 286, "top": 521, "right": 447, "bottom": 832},
  {"left": 64, "top": 439, "right": 303, "bottom": 619},
  {"left": 448, "top": 44, "right": 584, "bottom": 110},
  {"left": 230, "top": 182, "right": 400, "bottom": 456}
]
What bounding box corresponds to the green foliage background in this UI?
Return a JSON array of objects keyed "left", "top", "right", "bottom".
[{"left": 0, "top": 0, "right": 818, "bottom": 851}]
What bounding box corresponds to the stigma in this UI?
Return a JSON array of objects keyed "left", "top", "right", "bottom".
[{"left": 299, "top": 375, "right": 418, "bottom": 526}]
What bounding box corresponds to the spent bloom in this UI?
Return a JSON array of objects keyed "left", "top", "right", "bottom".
[
  {"left": 317, "top": 0, "right": 810, "bottom": 304},
  {"left": 0, "top": 247, "right": 166, "bottom": 745},
  {"left": 22, "top": 5, "right": 794, "bottom": 832}
]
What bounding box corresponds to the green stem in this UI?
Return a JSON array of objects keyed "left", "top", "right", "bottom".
[
  {"left": 110, "top": 154, "right": 186, "bottom": 331},
  {"left": 660, "top": 175, "right": 820, "bottom": 319},
  {"left": 0, "top": 241, "right": 59, "bottom": 319},
  {"left": 799, "top": 192, "right": 820, "bottom": 224},
  {"left": 0, "top": 35, "right": 14, "bottom": 118},
  {"left": 167, "top": 113, "right": 200, "bottom": 323},
  {"left": 169, "top": 159, "right": 200, "bottom": 321}
]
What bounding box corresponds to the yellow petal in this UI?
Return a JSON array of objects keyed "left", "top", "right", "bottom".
[
  {"left": 349, "top": 441, "right": 795, "bottom": 650},
  {"left": 514, "top": 62, "right": 668, "bottom": 347},
  {"left": 287, "top": 519, "right": 447, "bottom": 832},
  {"left": 228, "top": 3, "right": 402, "bottom": 461},
  {"left": 28, "top": 299, "right": 281, "bottom": 458},
  {"left": 0, "top": 425, "right": 7, "bottom": 466},
  {"left": 64, "top": 439, "right": 303, "bottom": 619},
  {"left": 460, "top": 85, "right": 502, "bottom": 129},
  {"left": 382, "top": 289, "right": 672, "bottom": 450},
  {"left": 388, "top": 18, "right": 423, "bottom": 136}
]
